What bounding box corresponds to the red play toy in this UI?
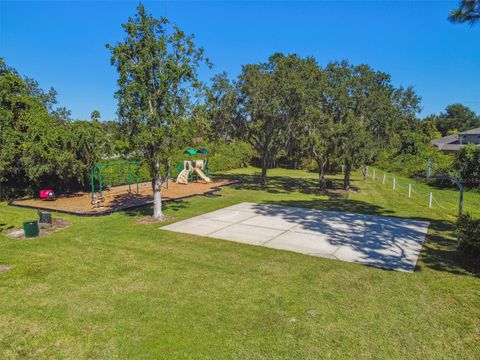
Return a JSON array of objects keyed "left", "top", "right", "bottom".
[{"left": 39, "top": 189, "right": 56, "bottom": 201}]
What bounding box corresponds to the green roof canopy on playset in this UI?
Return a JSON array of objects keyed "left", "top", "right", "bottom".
[{"left": 185, "top": 148, "right": 208, "bottom": 155}]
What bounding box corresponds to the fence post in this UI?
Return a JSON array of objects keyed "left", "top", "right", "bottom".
[
  {"left": 393, "top": 177, "right": 396, "bottom": 190},
  {"left": 429, "top": 192, "right": 433, "bottom": 208},
  {"left": 382, "top": 173, "right": 386, "bottom": 184},
  {"left": 408, "top": 184, "right": 412, "bottom": 198},
  {"left": 365, "top": 166, "right": 369, "bottom": 178},
  {"left": 372, "top": 168, "right": 376, "bottom": 180}
]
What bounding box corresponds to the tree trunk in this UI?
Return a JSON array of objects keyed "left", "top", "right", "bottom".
[
  {"left": 343, "top": 161, "right": 351, "bottom": 190},
  {"left": 152, "top": 159, "right": 164, "bottom": 219},
  {"left": 165, "top": 162, "right": 170, "bottom": 190},
  {"left": 261, "top": 154, "right": 268, "bottom": 185},
  {"left": 316, "top": 158, "right": 326, "bottom": 190}
]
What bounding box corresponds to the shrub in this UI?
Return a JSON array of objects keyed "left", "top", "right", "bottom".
[
  {"left": 208, "top": 141, "right": 253, "bottom": 172},
  {"left": 456, "top": 213, "right": 480, "bottom": 258},
  {"left": 453, "top": 144, "right": 480, "bottom": 189},
  {"left": 375, "top": 131, "right": 454, "bottom": 178}
]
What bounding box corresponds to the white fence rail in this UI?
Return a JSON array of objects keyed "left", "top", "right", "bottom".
[{"left": 365, "top": 167, "right": 460, "bottom": 218}]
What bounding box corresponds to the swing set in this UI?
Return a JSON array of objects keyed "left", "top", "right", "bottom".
[{"left": 90, "top": 161, "right": 140, "bottom": 203}]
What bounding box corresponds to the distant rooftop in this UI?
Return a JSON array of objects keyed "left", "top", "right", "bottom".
[
  {"left": 431, "top": 134, "right": 458, "bottom": 145},
  {"left": 459, "top": 127, "right": 480, "bottom": 135},
  {"left": 431, "top": 126, "right": 480, "bottom": 153}
]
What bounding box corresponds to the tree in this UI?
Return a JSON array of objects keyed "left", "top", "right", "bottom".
[
  {"left": 454, "top": 143, "right": 480, "bottom": 188},
  {"left": 90, "top": 110, "right": 101, "bottom": 122},
  {"left": 236, "top": 58, "right": 282, "bottom": 184},
  {"left": 0, "top": 58, "right": 95, "bottom": 197},
  {"left": 449, "top": 0, "right": 480, "bottom": 25},
  {"left": 206, "top": 72, "right": 240, "bottom": 143},
  {"left": 107, "top": 4, "right": 208, "bottom": 219},
  {"left": 280, "top": 56, "right": 331, "bottom": 188},
  {"left": 319, "top": 62, "right": 421, "bottom": 190},
  {"left": 433, "top": 103, "right": 480, "bottom": 136},
  {"left": 236, "top": 53, "right": 310, "bottom": 184}
]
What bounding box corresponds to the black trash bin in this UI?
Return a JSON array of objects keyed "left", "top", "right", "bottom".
[{"left": 39, "top": 212, "right": 52, "bottom": 224}]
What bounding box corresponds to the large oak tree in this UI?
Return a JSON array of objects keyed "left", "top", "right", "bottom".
[{"left": 107, "top": 4, "right": 208, "bottom": 219}]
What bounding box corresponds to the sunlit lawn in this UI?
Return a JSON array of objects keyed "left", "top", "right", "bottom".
[{"left": 0, "top": 167, "right": 479, "bottom": 359}]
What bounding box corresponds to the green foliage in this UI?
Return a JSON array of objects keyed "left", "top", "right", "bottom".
[
  {"left": 449, "top": 0, "right": 480, "bottom": 25},
  {"left": 453, "top": 143, "right": 480, "bottom": 188},
  {"left": 0, "top": 59, "right": 109, "bottom": 199},
  {"left": 207, "top": 141, "right": 253, "bottom": 172},
  {"left": 95, "top": 160, "right": 151, "bottom": 189},
  {"left": 456, "top": 213, "right": 480, "bottom": 258},
  {"left": 107, "top": 4, "right": 209, "bottom": 217},
  {"left": 90, "top": 110, "right": 101, "bottom": 122},
  {"left": 431, "top": 103, "right": 480, "bottom": 136},
  {"left": 208, "top": 55, "right": 421, "bottom": 189},
  {"left": 376, "top": 130, "right": 454, "bottom": 178},
  {"left": 236, "top": 54, "right": 292, "bottom": 183}
]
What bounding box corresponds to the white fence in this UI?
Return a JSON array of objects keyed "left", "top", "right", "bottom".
[{"left": 366, "top": 166, "right": 460, "bottom": 218}]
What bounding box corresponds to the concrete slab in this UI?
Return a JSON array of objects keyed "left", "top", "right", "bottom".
[
  {"left": 241, "top": 214, "right": 298, "bottom": 231},
  {"left": 264, "top": 231, "right": 339, "bottom": 256},
  {"left": 194, "top": 209, "right": 257, "bottom": 224},
  {"left": 209, "top": 223, "right": 283, "bottom": 245},
  {"left": 161, "top": 218, "right": 229, "bottom": 236},
  {"left": 160, "top": 203, "right": 429, "bottom": 272}
]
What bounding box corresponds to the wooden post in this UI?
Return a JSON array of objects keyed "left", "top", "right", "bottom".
[
  {"left": 429, "top": 192, "right": 433, "bottom": 208},
  {"left": 408, "top": 184, "right": 412, "bottom": 198},
  {"left": 382, "top": 173, "right": 386, "bottom": 184},
  {"left": 393, "top": 177, "right": 396, "bottom": 190},
  {"left": 372, "top": 168, "right": 376, "bottom": 180}
]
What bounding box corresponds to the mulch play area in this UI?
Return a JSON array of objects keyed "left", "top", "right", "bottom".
[{"left": 10, "top": 179, "right": 237, "bottom": 216}]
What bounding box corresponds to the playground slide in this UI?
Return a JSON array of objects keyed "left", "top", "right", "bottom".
[
  {"left": 176, "top": 169, "right": 190, "bottom": 184},
  {"left": 193, "top": 168, "right": 211, "bottom": 183}
]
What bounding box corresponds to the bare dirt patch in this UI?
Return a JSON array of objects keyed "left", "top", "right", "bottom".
[
  {"left": 5, "top": 218, "right": 71, "bottom": 240},
  {"left": 0, "top": 264, "right": 11, "bottom": 273},
  {"left": 327, "top": 188, "right": 357, "bottom": 196},
  {"left": 136, "top": 215, "right": 175, "bottom": 225}
]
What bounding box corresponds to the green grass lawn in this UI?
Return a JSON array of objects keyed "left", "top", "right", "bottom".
[{"left": 1, "top": 168, "right": 479, "bottom": 359}]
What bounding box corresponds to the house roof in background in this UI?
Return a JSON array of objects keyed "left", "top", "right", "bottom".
[
  {"left": 432, "top": 134, "right": 458, "bottom": 145},
  {"left": 459, "top": 127, "right": 480, "bottom": 135}
]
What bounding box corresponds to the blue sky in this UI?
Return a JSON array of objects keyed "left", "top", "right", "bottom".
[{"left": 1, "top": 1, "right": 479, "bottom": 121}]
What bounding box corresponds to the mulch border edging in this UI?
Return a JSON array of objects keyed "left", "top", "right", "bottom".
[{"left": 8, "top": 180, "right": 240, "bottom": 217}]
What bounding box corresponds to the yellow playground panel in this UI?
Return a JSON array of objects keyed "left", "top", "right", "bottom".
[{"left": 176, "top": 159, "right": 211, "bottom": 184}]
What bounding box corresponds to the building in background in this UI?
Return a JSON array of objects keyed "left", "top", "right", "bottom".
[{"left": 432, "top": 127, "right": 480, "bottom": 153}]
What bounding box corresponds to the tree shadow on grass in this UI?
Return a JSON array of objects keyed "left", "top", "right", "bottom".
[
  {"left": 216, "top": 172, "right": 358, "bottom": 195},
  {"left": 122, "top": 199, "right": 189, "bottom": 218},
  {"left": 418, "top": 220, "right": 480, "bottom": 276}
]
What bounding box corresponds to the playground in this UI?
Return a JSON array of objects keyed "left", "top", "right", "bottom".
[
  {"left": 10, "top": 179, "right": 234, "bottom": 215},
  {"left": 10, "top": 149, "right": 236, "bottom": 215}
]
